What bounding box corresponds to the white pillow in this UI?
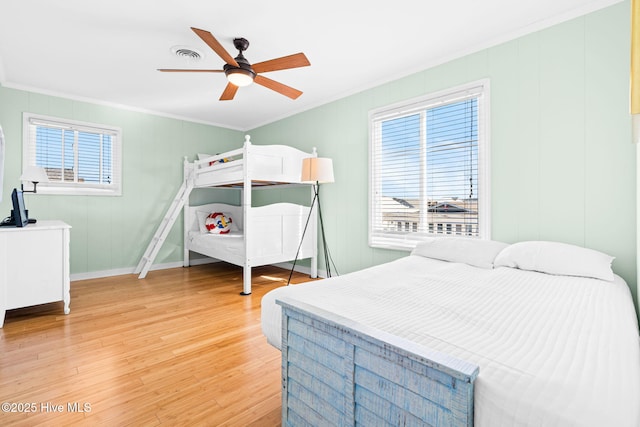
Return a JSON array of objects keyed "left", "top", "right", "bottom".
[
  {"left": 494, "top": 241, "right": 615, "bottom": 281},
  {"left": 411, "top": 237, "right": 509, "bottom": 269},
  {"left": 195, "top": 210, "right": 210, "bottom": 234}
]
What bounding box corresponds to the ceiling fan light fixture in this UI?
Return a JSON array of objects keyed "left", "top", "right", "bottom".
[{"left": 226, "top": 68, "right": 255, "bottom": 87}]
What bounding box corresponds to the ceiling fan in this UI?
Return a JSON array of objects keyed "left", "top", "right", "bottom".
[{"left": 159, "top": 27, "right": 310, "bottom": 101}]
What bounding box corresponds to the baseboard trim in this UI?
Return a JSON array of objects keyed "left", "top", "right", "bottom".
[{"left": 70, "top": 259, "right": 328, "bottom": 282}]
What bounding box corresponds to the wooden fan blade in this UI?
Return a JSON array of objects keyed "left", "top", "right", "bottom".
[
  {"left": 254, "top": 75, "right": 303, "bottom": 99},
  {"left": 191, "top": 27, "right": 239, "bottom": 67},
  {"left": 219, "top": 82, "right": 239, "bottom": 101},
  {"left": 252, "top": 53, "right": 310, "bottom": 74},
  {"left": 157, "top": 69, "right": 224, "bottom": 73}
]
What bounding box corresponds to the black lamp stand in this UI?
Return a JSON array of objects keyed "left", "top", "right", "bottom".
[{"left": 287, "top": 182, "right": 337, "bottom": 285}]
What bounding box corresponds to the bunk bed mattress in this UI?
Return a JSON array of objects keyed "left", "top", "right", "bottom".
[
  {"left": 188, "top": 230, "right": 243, "bottom": 241},
  {"left": 188, "top": 230, "right": 243, "bottom": 252},
  {"left": 261, "top": 255, "right": 640, "bottom": 426}
]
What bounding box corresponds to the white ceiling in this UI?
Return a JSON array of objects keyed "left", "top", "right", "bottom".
[{"left": 0, "top": 0, "right": 623, "bottom": 131}]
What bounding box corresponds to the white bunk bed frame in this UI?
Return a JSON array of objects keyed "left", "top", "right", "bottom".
[{"left": 141, "top": 135, "right": 317, "bottom": 295}]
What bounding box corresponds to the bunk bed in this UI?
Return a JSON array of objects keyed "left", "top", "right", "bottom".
[
  {"left": 182, "top": 136, "right": 318, "bottom": 295},
  {"left": 262, "top": 238, "right": 640, "bottom": 426}
]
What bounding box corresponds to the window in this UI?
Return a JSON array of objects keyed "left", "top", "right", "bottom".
[
  {"left": 23, "top": 113, "right": 122, "bottom": 196},
  {"left": 369, "top": 80, "right": 490, "bottom": 250}
]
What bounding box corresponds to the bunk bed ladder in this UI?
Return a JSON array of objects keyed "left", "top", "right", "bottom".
[{"left": 135, "top": 180, "right": 193, "bottom": 279}]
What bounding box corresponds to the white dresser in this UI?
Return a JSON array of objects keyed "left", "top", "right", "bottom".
[{"left": 0, "top": 220, "right": 71, "bottom": 327}]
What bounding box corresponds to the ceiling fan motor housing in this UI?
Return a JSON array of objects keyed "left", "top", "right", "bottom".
[
  {"left": 224, "top": 59, "right": 256, "bottom": 80},
  {"left": 224, "top": 38, "right": 256, "bottom": 80}
]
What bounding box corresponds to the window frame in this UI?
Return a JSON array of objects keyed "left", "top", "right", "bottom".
[
  {"left": 22, "top": 113, "right": 122, "bottom": 196},
  {"left": 368, "top": 79, "right": 491, "bottom": 251}
]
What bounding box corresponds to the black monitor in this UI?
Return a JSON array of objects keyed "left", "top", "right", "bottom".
[{"left": 11, "top": 188, "right": 28, "bottom": 227}]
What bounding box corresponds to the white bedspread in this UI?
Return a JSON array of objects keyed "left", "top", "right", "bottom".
[{"left": 261, "top": 255, "right": 640, "bottom": 426}]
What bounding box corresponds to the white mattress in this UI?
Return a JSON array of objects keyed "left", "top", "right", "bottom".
[
  {"left": 188, "top": 230, "right": 243, "bottom": 244},
  {"left": 261, "top": 255, "right": 640, "bottom": 427}
]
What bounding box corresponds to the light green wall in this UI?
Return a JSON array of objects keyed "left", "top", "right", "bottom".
[
  {"left": 250, "top": 2, "right": 638, "bottom": 314},
  {"left": 0, "top": 86, "right": 242, "bottom": 275}
]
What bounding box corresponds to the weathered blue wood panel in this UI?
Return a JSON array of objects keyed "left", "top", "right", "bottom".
[{"left": 279, "top": 298, "right": 478, "bottom": 427}]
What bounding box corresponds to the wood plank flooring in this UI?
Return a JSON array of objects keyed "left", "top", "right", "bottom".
[{"left": 0, "top": 263, "right": 314, "bottom": 426}]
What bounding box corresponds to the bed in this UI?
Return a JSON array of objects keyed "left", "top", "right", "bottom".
[
  {"left": 261, "top": 238, "right": 640, "bottom": 426},
  {"left": 184, "top": 201, "right": 316, "bottom": 294},
  {"left": 182, "top": 136, "right": 318, "bottom": 295}
]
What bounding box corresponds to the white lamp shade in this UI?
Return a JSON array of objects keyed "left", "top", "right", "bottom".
[
  {"left": 21, "top": 166, "right": 49, "bottom": 183},
  {"left": 301, "top": 157, "right": 334, "bottom": 183}
]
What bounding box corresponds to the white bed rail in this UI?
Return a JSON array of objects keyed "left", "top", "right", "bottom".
[{"left": 190, "top": 135, "right": 316, "bottom": 188}]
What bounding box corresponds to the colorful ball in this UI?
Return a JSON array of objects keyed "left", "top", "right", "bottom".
[{"left": 205, "top": 212, "right": 232, "bottom": 234}]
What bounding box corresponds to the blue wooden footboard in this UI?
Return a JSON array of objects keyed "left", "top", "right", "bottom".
[{"left": 278, "top": 298, "right": 479, "bottom": 426}]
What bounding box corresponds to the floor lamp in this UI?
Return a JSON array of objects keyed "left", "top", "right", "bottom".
[{"left": 287, "top": 156, "right": 337, "bottom": 285}]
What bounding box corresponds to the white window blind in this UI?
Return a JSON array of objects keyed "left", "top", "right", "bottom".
[
  {"left": 369, "top": 80, "right": 490, "bottom": 250},
  {"left": 23, "top": 113, "right": 122, "bottom": 196}
]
